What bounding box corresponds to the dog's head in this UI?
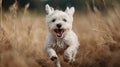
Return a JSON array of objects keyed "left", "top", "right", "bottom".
[{"left": 45, "top": 4, "right": 75, "bottom": 38}]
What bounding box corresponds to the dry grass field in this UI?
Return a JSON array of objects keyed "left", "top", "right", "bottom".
[{"left": 0, "top": 4, "right": 120, "bottom": 67}]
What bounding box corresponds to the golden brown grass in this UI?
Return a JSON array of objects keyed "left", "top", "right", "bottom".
[{"left": 0, "top": 5, "right": 120, "bottom": 67}]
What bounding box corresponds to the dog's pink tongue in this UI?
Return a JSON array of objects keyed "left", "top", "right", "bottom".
[{"left": 57, "top": 31, "right": 62, "bottom": 37}]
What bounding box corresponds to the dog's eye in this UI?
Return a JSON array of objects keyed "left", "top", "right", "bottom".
[
  {"left": 52, "top": 19, "right": 56, "bottom": 22},
  {"left": 63, "top": 18, "right": 67, "bottom": 22}
]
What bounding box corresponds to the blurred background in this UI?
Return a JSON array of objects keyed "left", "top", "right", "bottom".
[
  {"left": 2, "top": 0, "right": 120, "bottom": 12},
  {"left": 0, "top": 0, "right": 120, "bottom": 67}
]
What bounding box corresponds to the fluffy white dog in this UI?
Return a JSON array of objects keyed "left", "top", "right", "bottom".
[{"left": 45, "top": 4, "right": 80, "bottom": 67}]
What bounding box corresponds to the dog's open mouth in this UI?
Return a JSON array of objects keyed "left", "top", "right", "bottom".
[{"left": 54, "top": 29, "right": 64, "bottom": 37}]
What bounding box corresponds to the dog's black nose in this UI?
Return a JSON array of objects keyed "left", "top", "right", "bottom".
[{"left": 56, "top": 24, "right": 62, "bottom": 28}]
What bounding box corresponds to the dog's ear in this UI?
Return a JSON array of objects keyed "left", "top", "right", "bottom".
[
  {"left": 45, "top": 4, "right": 54, "bottom": 14},
  {"left": 65, "top": 7, "right": 75, "bottom": 16}
]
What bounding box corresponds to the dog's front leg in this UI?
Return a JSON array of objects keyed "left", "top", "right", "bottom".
[
  {"left": 45, "top": 47, "right": 61, "bottom": 67},
  {"left": 64, "top": 45, "right": 77, "bottom": 63}
]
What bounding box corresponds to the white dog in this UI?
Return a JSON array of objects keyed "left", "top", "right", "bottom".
[{"left": 45, "top": 4, "right": 80, "bottom": 67}]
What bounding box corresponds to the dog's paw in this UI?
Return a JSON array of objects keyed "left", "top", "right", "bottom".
[
  {"left": 63, "top": 55, "right": 70, "bottom": 62},
  {"left": 63, "top": 51, "right": 75, "bottom": 63},
  {"left": 63, "top": 53, "right": 72, "bottom": 63},
  {"left": 50, "top": 56, "right": 58, "bottom": 61},
  {"left": 69, "top": 58, "right": 75, "bottom": 64},
  {"left": 64, "top": 56, "right": 75, "bottom": 64}
]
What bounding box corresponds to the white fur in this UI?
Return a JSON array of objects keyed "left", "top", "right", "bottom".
[{"left": 45, "top": 4, "right": 80, "bottom": 67}]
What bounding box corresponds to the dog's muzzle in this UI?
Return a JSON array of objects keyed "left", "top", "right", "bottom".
[{"left": 54, "top": 29, "right": 64, "bottom": 37}]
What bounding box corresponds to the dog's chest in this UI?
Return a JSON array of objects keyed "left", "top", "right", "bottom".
[{"left": 52, "top": 39, "right": 68, "bottom": 53}]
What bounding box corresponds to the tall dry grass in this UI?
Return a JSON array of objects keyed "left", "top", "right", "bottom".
[{"left": 0, "top": 3, "right": 120, "bottom": 67}]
